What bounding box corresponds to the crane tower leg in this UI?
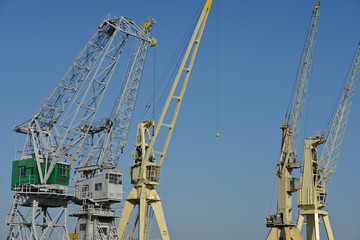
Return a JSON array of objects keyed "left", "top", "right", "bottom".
[
  {"left": 298, "top": 210, "right": 334, "bottom": 240},
  {"left": 151, "top": 200, "right": 170, "bottom": 240},
  {"left": 266, "top": 226, "right": 303, "bottom": 240},
  {"left": 117, "top": 184, "right": 169, "bottom": 240},
  {"left": 139, "top": 191, "right": 148, "bottom": 240},
  {"left": 297, "top": 214, "right": 305, "bottom": 232},
  {"left": 323, "top": 215, "right": 334, "bottom": 240},
  {"left": 117, "top": 198, "right": 136, "bottom": 239}
]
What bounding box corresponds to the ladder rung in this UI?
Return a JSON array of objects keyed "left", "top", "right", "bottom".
[
  {"left": 161, "top": 123, "right": 172, "bottom": 128},
  {"left": 172, "top": 96, "right": 181, "bottom": 100},
  {"left": 80, "top": 104, "right": 96, "bottom": 111},
  {"left": 105, "top": 54, "right": 117, "bottom": 60},
  {"left": 153, "top": 151, "right": 163, "bottom": 156},
  {"left": 184, "top": 68, "right": 190, "bottom": 72},
  {"left": 92, "top": 79, "right": 107, "bottom": 85}
]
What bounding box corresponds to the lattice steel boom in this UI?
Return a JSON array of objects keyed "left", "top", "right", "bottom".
[
  {"left": 13, "top": 16, "right": 152, "bottom": 187},
  {"left": 70, "top": 18, "right": 156, "bottom": 240},
  {"left": 78, "top": 18, "right": 156, "bottom": 171},
  {"left": 7, "top": 16, "right": 152, "bottom": 240},
  {"left": 318, "top": 43, "right": 360, "bottom": 188},
  {"left": 117, "top": 1, "right": 213, "bottom": 239},
  {"left": 297, "top": 42, "right": 360, "bottom": 240},
  {"left": 266, "top": 2, "right": 320, "bottom": 240}
]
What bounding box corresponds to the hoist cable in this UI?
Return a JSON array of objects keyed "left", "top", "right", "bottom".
[
  {"left": 216, "top": 0, "right": 220, "bottom": 144},
  {"left": 152, "top": 46, "right": 156, "bottom": 135}
]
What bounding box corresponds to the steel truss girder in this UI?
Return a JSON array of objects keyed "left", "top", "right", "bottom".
[
  {"left": 78, "top": 19, "right": 155, "bottom": 171},
  {"left": 14, "top": 16, "right": 151, "bottom": 186},
  {"left": 118, "top": 1, "right": 212, "bottom": 239},
  {"left": 7, "top": 195, "right": 70, "bottom": 240},
  {"left": 266, "top": 3, "right": 320, "bottom": 234},
  {"left": 318, "top": 43, "right": 360, "bottom": 188}
]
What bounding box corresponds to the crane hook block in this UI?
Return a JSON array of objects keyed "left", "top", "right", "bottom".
[
  {"left": 216, "top": 131, "right": 219, "bottom": 144},
  {"left": 150, "top": 37, "right": 157, "bottom": 47}
]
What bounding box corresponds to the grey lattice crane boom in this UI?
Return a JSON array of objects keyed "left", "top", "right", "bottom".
[
  {"left": 77, "top": 18, "right": 156, "bottom": 172},
  {"left": 266, "top": 2, "right": 320, "bottom": 240},
  {"left": 13, "top": 16, "right": 152, "bottom": 188},
  {"left": 7, "top": 16, "right": 153, "bottom": 240},
  {"left": 297, "top": 42, "right": 360, "bottom": 240},
  {"left": 117, "top": 1, "right": 213, "bottom": 239},
  {"left": 70, "top": 18, "right": 156, "bottom": 240}
]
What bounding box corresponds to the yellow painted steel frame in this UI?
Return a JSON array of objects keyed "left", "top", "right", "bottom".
[{"left": 117, "top": 1, "right": 213, "bottom": 240}]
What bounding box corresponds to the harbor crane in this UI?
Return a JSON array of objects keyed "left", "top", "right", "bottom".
[
  {"left": 266, "top": 2, "right": 320, "bottom": 240},
  {"left": 71, "top": 19, "right": 156, "bottom": 240},
  {"left": 7, "top": 16, "right": 153, "bottom": 240},
  {"left": 297, "top": 43, "right": 360, "bottom": 240},
  {"left": 117, "top": 1, "right": 213, "bottom": 239}
]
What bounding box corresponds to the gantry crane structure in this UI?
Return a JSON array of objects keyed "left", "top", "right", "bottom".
[
  {"left": 7, "top": 15, "right": 153, "bottom": 240},
  {"left": 70, "top": 19, "right": 156, "bottom": 240},
  {"left": 266, "top": 2, "right": 320, "bottom": 240},
  {"left": 297, "top": 43, "right": 360, "bottom": 240},
  {"left": 116, "top": 1, "right": 212, "bottom": 239}
]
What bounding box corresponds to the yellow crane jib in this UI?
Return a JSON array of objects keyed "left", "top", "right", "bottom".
[{"left": 117, "top": 1, "right": 213, "bottom": 239}]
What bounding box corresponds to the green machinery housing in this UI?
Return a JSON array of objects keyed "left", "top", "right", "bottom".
[{"left": 11, "top": 159, "right": 71, "bottom": 189}]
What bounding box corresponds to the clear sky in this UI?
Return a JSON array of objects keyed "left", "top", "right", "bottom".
[{"left": 1, "top": 0, "right": 360, "bottom": 239}]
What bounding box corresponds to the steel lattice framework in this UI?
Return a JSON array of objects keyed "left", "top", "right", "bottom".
[
  {"left": 7, "top": 16, "right": 152, "bottom": 240},
  {"left": 297, "top": 42, "right": 360, "bottom": 240},
  {"left": 70, "top": 18, "right": 155, "bottom": 240},
  {"left": 318, "top": 43, "right": 360, "bottom": 188},
  {"left": 266, "top": 2, "right": 320, "bottom": 240},
  {"left": 285, "top": 5, "right": 320, "bottom": 155},
  {"left": 78, "top": 19, "right": 155, "bottom": 171},
  {"left": 14, "top": 16, "right": 152, "bottom": 186},
  {"left": 117, "top": 1, "right": 213, "bottom": 239}
]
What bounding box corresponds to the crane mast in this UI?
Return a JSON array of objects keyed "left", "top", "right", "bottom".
[
  {"left": 117, "top": 1, "right": 213, "bottom": 239},
  {"left": 7, "top": 16, "right": 152, "bottom": 240},
  {"left": 71, "top": 19, "right": 156, "bottom": 240},
  {"left": 297, "top": 42, "right": 360, "bottom": 240},
  {"left": 266, "top": 2, "right": 320, "bottom": 240}
]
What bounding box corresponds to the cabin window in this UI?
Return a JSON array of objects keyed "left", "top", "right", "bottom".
[
  {"left": 109, "top": 173, "right": 122, "bottom": 184},
  {"left": 95, "top": 183, "right": 102, "bottom": 191},
  {"left": 80, "top": 224, "right": 86, "bottom": 231},
  {"left": 58, "top": 164, "right": 70, "bottom": 176},
  {"left": 19, "top": 166, "right": 26, "bottom": 177}
]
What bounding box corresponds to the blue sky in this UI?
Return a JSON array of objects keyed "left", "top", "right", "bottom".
[{"left": 1, "top": 0, "right": 360, "bottom": 239}]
